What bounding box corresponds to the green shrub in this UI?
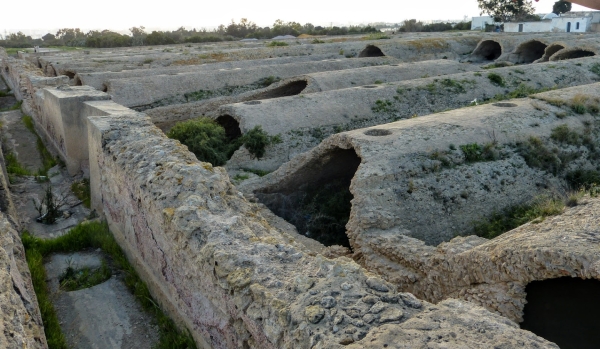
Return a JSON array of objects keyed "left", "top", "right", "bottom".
[
  {"left": 487, "top": 73, "right": 505, "bottom": 87},
  {"left": 566, "top": 169, "right": 600, "bottom": 190},
  {"left": 590, "top": 63, "right": 600, "bottom": 77},
  {"left": 167, "top": 118, "right": 232, "bottom": 166},
  {"left": 517, "top": 136, "right": 562, "bottom": 175},
  {"left": 4, "top": 151, "right": 30, "bottom": 176},
  {"left": 71, "top": 178, "right": 91, "bottom": 208},
  {"left": 168, "top": 119, "right": 281, "bottom": 164},
  {"left": 311, "top": 39, "right": 325, "bottom": 44},
  {"left": 239, "top": 126, "right": 282, "bottom": 159},
  {"left": 472, "top": 196, "right": 564, "bottom": 239},
  {"left": 460, "top": 143, "right": 498, "bottom": 163},
  {"left": 258, "top": 75, "right": 280, "bottom": 87},
  {"left": 550, "top": 124, "right": 581, "bottom": 145},
  {"left": 267, "top": 41, "right": 288, "bottom": 47},
  {"left": 372, "top": 99, "right": 396, "bottom": 113}
]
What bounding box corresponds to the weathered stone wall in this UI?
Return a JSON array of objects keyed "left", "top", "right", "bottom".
[
  {"left": 39, "top": 86, "right": 111, "bottom": 175},
  {"left": 221, "top": 55, "right": 600, "bottom": 172},
  {"left": 0, "top": 211, "right": 48, "bottom": 349},
  {"left": 76, "top": 54, "right": 344, "bottom": 90},
  {"left": 243, "top": 83, "right": 600, "bottom": 323},
  {"left": 106, "top": 57, "right": 399, "bottom": 109},
  {"left": 145, "top": 59, "right": 478, "bottom": 130},
  {"left": 86, "top": 109, "right": 558, "bottom": 348}
]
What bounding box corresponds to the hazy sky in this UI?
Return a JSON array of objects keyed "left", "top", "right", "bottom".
[{"left": 1, "top": 0, "right": 591, "bottom": 36}]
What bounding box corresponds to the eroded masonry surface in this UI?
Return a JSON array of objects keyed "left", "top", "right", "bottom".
[{"left": 1, "top": 30, "right": 600, "bottom": 348}]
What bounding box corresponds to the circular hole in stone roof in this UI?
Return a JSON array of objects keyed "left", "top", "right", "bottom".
[
  {"left": 244, "top": 101, "right": 262, "bottom": 105},
  {"left": 363, "top": 85, "right": 378, "bottom": 89},
  {"left": 364, "top": 129, "right": 392, "bottom": 136},
  {"left": 493, "top": 102, "right": 518, "bottom": 107}
]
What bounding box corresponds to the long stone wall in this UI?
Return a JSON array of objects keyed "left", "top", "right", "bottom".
[
  {"left": 85, "top": 106, "right": 557, "bottom": 348},
  {"left": 220, "top": 55, "right": 600, "bottom": 172}
]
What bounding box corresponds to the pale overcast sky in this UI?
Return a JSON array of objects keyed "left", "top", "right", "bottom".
[{"left": 1, "top": 0, "right": 591, "bottom": 36}]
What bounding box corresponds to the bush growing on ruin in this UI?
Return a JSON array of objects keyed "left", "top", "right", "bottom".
[
  {"left": 239, "top": 126, "right": 282, "bottom": 159},
  {"left": 167, "top": 118, "right": 231, "bottom": 166},
  {"left": 267, "top": 41, "right": 289, "bottom": 47},
  {"left": 472, "top": 196, "right": 564, "bottom": 239},
  {"left": 566, "top": 169, "right": 600, "bottom": 190},
  {"left": 487, "top": 73, "right": 505, "bottom": 87},
  {"left": 168, "top": 118, "right": 282, "bottom": 165}
]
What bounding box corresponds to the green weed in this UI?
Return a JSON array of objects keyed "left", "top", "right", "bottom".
[
  {"left": 22, "top": 222, "right": 197, "bottom": 349},
  {"left": 372, "top": 99, "right": 396, "bottom": 113},
  {"left": 487, "top": 73, "right": 505, "bottom": 87},
  {"left": 550, "top": 124, "right": 581, "bottom": 145},
  {"left": 459, "top": 143, "right": 498, "bottom": 163},
  {"left": 472, "top": 195, "right": 564, "bottom": 239},
  {"left": 590, "top": 63, "right": 600, "bottom": 77},
  {"left": 267, "top": 41, "right": 289, "bottom": 47},
  {"left": 60, "top": 261, "right": 111, "bottom": 291},
  {"left": 71, "top": 178, "right": 91, "bottom": 208}
]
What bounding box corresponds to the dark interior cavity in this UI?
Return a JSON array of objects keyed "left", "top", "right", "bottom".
[
  {"left": 551, "top": 49, "right": 596, "bottom": 61},
  {"left": 512, "top": 40, "right": 548, "bottom": 64},
  {"left": 520, "top": 277, "right": 600, "bottom": 349},
  {"left": 253, "top": 80, "right": 308, "bottom": 99},
  {"left": 540, "top": 44, "right": 565, "bottom": 62},
  {"left": 215, "top": 114, "right": 242, "bottom": 141},
  {"left": 256, "top": 147, "right": 361, "bottom": 248},
  {"left": 359, "top": 45, "right": 385, "bottom": 58},
  {"left": 471, "top": 40, "right": 502, "bottom": 61},
  {"left": 101, "top": 84, "right": 108, "bottom": 93},
  {"left": 74, "top": 77, "right": 82, "bottom": 86},
  {"left": 63, "top": 71, "right": 75, "bottom": 79}
]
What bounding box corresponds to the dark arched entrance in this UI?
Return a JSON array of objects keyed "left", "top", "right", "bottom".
[{"left": 520, "top": 277, "right": 600, "bottom": 349}]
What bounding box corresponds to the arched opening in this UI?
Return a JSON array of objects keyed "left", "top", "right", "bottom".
[
  {"left": 540, "top": 44, "right": 565, "bottom": 62},
  {"left": 358, "top": 45, "right": 385, "bottom": 58},
  {"left": 101, "top": 84, "right": 108, "bottom": 93},
  {"left": 512, "top": 40, "right": 548, "bottom": 64},
  {"left": 215, "top": 114, "right": 242, "bottom": 141},
  {"left": 567, "top": 22, "right": 572, "bottom": 32},
  {"left": 63, "top": 71, "right": 75, "bottom": 79},
  {"left": 520, "top": 277, "right": 600, "bottom": 349},
  {"left": 74, "top": 76, "right": 82, "bottom": 86},
  {"left": 256, "top": 147, "right": 361, "bottom": 248},
  {"left": 471, "top": 40, "right": 502, "bottom": 62},
  {"left": 252, "top": 80, "right": 308, "bottom": 100},
  {"left": 550, "top": 49, "right": 596, "bottom": 61}
]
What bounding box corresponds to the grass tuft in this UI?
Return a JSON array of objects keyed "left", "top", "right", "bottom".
[
  {"left": 487, "top": 73, "right": 505, "bottom": 87},
  {"left": 472, "top": 195, "right": 565, "bottom": 239},
  {"left": 71, "top": 178, "right": 91, "bottom": 208},
  {"left": 23, "top": 221, "right": 197, "bottom": 349}
]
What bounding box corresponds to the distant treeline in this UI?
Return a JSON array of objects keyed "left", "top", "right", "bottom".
[{"left": 0, "top": 18, "right": 472, "bottom": 49}]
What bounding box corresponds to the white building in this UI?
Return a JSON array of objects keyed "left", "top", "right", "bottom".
[
  {"left": 471, "top": 16, "right": 495, "bottom": 30},
  {"left": 504, "top": 11, "right": 600, "bottom": 33}
]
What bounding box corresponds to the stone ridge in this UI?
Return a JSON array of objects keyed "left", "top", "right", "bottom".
[
  {"left": 220, "top": 55, "right": 600, "bottom": 172},
  {"left": 87, "top": 112, "right": 557, "bottom": 348},
  {"left": 244, "top": 83, "right": 600, "bottom": 323}
]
